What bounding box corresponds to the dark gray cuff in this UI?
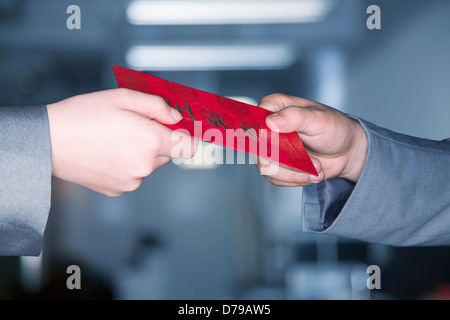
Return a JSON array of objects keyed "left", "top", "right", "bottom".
[
  {"left": 317, "top": 178, "right": 355, "bottom": 230},
  {"left": 302, "top": 177, "right": 355, "bottom": 232},
  {"left": 0, "top": 105, "right": 52, "bottom": 256}
]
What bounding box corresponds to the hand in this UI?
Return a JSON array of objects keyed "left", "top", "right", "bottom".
[
  {"left": 255, "top": 94, "right": 368, "bottom": 186},
  {"left": 46, "top": 88, "right": 197, "bottom": 197}
]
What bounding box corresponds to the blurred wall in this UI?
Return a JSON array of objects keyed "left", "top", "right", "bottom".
[
  {"left": 346, "top": 1, "right": 450, "bottom": 140},
  {"left": 1, "top": 0, "right": 449, "bottom": 300}
]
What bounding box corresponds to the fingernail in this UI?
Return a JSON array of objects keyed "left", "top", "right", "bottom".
[
  {"left": 171, "top": 108, "right": 183, "bottom": 121},
  {"left": 266, "top": 114, "right": 285, "bottom": 128},
  {"left": 309, "top": 172, "right": 321, "bottom": 183},
  {"left": 312, "top": 158, "right": 321, "bottom": 171}
]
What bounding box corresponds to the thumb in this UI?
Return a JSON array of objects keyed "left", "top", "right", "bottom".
[
  {"left": 265, "top": 105, "right": 318, "bottom": 135},
  {"left": 119, "top": 88, "right": 183, "bottom": 124}
]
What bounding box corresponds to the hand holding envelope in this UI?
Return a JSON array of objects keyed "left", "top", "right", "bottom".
[
  {"left": 112, "top": 65, "right": 318, "bottom": 177},
  {"left": 47, "top": 67, "right": 367, "bottom": 197},
  {"left": 113, "top": 65, "right": 368, "bottom": 187},
  {"left": 46, "top": 88, "right": 197, "bottom": 196},
  {"left": 256, "top": 94, "right": 368, "bottom": 186}
]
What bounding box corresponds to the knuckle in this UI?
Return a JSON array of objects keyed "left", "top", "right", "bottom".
[
  {"left": 153, "top": 138, "right": 163, "bottom": 154},
  {"left": 133, "top": 157, "right": 155, "bottom": 178},
  {"left": 266, "top": 176, "right": 282, "bottom": 186},
  {"left": 133, "top": 166, "right": 150, "bottom": 179},
  {"left": 142, "top": 164, "right": 155, "bottom": 177},
  {"left": 152, "top": 95, "right": 169, "bottom": 110},
  {"left": 283, "top": 105, "right": 300, "bottom": 116},
  {"left": 148, "top": 133, "right": 163, "bottom": 154},
  {"left": 258, "top": 93, "right": 288, "bottom": 112},
  {"left": 260, "top": 93, "right": 285, "bottom": 103},
  {"left": 170, "top": 132, "right": 196, "bottom": 158},
  {"left": 106, "top": 191, "right": 123, "bottom": 198},
  {"left": 116, "top": 88, "right": 134, "bottom": 105},
  {"left": 117, "top": 88, "right": 142, "bottom": 110},
  {"left": 268, "top": 93, "right": 286, "bottom": 100},
  {"left": 124, "top": 179, "right": 142, "bottom": 192},
  {"left": 181, "top": 139, "right": 197, "bottom": 159}
]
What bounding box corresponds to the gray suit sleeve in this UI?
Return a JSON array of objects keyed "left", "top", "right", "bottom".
[
  {"left": 0, "top": 105, "right": 52, "bottom": 256},
  {"left": 302, "top": 117, "right": 450, "bottom": 247}
]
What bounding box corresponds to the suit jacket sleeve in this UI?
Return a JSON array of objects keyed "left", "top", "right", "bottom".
[
  {"left": 302, "top": 117, "right": 450, "bottom": 246},
  {"left": 0, "top": 105, "right": 52, "bottom": 256}
]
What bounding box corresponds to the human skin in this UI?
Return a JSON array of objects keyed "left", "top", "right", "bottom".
[
  {"left": 256, "top": 93, "right": 368, "bottom": 186},
  {"left": 46, "top": 88, "right": 197, "bottom": 197}
]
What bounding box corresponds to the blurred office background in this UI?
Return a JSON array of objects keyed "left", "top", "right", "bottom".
[{"left": 1, "top": 0, "right": 450, "bottom": 300}]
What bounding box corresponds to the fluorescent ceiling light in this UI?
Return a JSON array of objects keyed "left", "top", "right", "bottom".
[
  {"left": 126, "top": 44, "right": 297, "bottom": 71},
  {"left": 127, "top": 0, "right": 333, "bottom": 25}
]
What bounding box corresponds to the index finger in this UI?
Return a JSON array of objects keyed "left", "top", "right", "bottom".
[
  {"left": 257, "top": 93, "right": 313, "bottom": 112},
  {"left": 117, "top": 88, "right": 183, "bottom": 125}
]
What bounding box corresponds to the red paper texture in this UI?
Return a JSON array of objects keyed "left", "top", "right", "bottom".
[{"left": 112, "top": 65, "right": 317, "bottom": 176}]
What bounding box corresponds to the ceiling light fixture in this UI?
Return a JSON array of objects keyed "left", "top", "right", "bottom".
[
  {"left": 125, "top": 44, "right": 298, "bottom": 71},
  {"left": 126, "top": 0, "right": 333, "bottom": 25}
]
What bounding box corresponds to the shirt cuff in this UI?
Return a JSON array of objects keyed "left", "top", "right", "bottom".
[
  {"left": 317, "top": 178, "right": 355, "bottom": 230},
  {"left": 302, "top": 179, "right": 355, "bottom": 233}
]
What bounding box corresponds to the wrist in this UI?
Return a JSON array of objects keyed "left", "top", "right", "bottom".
[
  {"left": 340, "top": 119, "right": 368, "bottom": 183},
  {"left": 46, "top": 102, "right": 67, "bottom": 179},
  {"left": 45, "top": 103, "right": 58, "bottom": 176}
]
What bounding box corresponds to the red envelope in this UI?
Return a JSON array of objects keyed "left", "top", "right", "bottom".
[{"left": 112, "top": 65, "right": 317, "bottom": 176}]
